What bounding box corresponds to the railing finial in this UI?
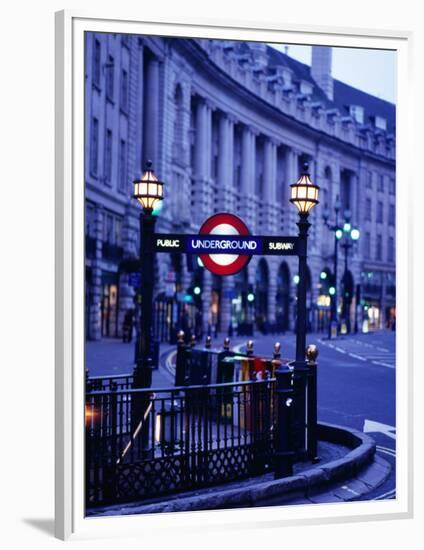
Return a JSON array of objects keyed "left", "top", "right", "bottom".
[{"left": 306, "top": 344, "right": 319, "bottom": 363}]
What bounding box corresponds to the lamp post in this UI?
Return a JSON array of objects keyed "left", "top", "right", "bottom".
[
  {"left": 290, "top": 163, "right": 319, "bottom": 364},
  {"left": 340, "top": 214, "right": 360, "bottom": 334},
  {"left": 132, "top": 160, "right": 164, "bottom": 389},
  {"left": 322, "top": 197, "right": 344, "bottom": 339},
  {"left": 288, "top": 162, "right": 319, "bottom": 457}
]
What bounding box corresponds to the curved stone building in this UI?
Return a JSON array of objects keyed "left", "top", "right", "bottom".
[{"left": 84, "top": 33, "right": 396, "bottom": 341}]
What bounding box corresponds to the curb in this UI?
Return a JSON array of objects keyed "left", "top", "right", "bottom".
[{"left": 90, "top": 422, "right": 388, "bottom": 516}]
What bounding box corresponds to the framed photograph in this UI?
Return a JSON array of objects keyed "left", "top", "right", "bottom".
[{"left": 55, "top": 10, "right": 412, "bottom": 541}]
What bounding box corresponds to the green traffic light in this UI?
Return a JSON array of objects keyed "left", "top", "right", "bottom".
[
  {"left": 335, "top": 229, "right": 343, "bottom": 240},
  {"left": 329, "top": 286, "right": 336, "bottom": 296},
  {"left": 247, "top": 292, "right": 255, "bottom": 302}
]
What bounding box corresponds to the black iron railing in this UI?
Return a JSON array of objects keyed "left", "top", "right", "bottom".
[
  {"left": 86, "top": 379, "right": 277, "bottom": 507},
  {"left": 87, "top": 373, "right": 134, "bottom": 392}
]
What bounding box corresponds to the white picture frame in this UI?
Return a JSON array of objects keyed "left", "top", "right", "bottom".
[{"left": 55, "top": 10, "right": 413, "bottom": 541}]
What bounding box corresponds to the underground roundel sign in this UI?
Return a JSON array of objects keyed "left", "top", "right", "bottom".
[{"left": 198, "top": 213, "right": 251, "bottom": 276}]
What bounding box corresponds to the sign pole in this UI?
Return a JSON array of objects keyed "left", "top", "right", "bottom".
[
  {"left": 292, "top": 211, "right": 311, "bottom": 458},
  {"left": 134, "top": 210, "right": 156, "bottom": 388}
]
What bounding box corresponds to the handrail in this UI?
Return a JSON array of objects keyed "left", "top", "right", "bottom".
[
  {"left": 86, "top": 377, "right": 277, "bottom": 397},
  {"left": 116, "top": 394, "right": 155, "bottom": 465}
]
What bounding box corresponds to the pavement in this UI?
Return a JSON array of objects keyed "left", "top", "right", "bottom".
[{"left": 85, "top": 329, "right": 396, "bottom": 510}]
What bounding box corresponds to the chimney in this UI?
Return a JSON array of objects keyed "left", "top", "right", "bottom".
[{"left": 311, "top": 46, "right": 333, "bottom": 101}]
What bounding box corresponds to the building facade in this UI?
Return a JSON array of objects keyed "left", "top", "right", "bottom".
[{"left": 84, "top": 33, "right": 396, "bottom": 341}]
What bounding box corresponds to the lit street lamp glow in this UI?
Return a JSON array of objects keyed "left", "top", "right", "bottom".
[{"left": 351, "top": 228, "right": 360, "bottom": 240}]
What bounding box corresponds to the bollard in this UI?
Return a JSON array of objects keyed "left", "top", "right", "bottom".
[
  {"left": 274, "top": 361, "right": 294, "bottom": 478},
  {"left": 223, "top": 337, "right": 231, "bottom": 351},
  {"left": 175, "top": 330, "right": 189, "bottom": 386},
  {"left": 306, "top": 344, "right": 320, "bottom": 463},
  {"left": 190, "top": 334, "right": 196, "bottom": 348},
  {"left": 273, "top": 342, "right": 281, "bottom": 360},
  {"left": 246, "top": 340, "right": 254, "bottom": 357},
  {"left": 205, "top": 335, "right": 212, "bottom": 349}
]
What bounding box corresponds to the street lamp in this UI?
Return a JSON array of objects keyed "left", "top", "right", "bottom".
[
  {"left": 132, "top": 160, "right": 164, "bottom": 389},
  {"left": 340, "top": 212, "right": 360, "bottom": 334},
  {"left": 322, "top": 196, "right": 345, "bottom": 339},
  {"left": 290, "top": 162, "right": 319, "bottom": 365}
]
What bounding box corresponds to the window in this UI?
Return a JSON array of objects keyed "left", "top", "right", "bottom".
[
  {"left": 377, "top": 174, "right": 384, "bottom": 192},
  {"left": 349, "top": 105, "right": 364, "bottom": 124},
  {"left": 120, "top": 69, "right": 128, "bottom": 112},
  {"left": 374, "top": 116, "right": 387, "bottom": 131},
  {"left": 93, "top": 38, "right": 101, "bottom": 88},
  {"left": 119, "top": 139, "right": 127, "bottom": 192},
  {"left": 115, "top": 218, "right": 123, "bottom": 247},
  {"left": 104, "top": 212, "right": 114, "bottom": 243},
  {"left": 365, "top": 232, "right": 371, "bottom": 259},
  {"left": 86, "top": 203, "right": 96, "bottom": 236},
  {"left": 377, "top": 201, "right": 383, "bottom": 223},
  {"left": 106, "top": 55, "right": 114, "bottom": 100},
  {"left": 102, "top": 212, "right": 123, "bottom": 246},
  {"left": 388, "top": 236, "right": 394, "bottom": 263},
  {"left": 366, "top": 171, "right": 373, "bottom": 189},
  {"left": 365, "top": 198, "right": 372, "bottom": 221},
  {"left": 104, "top": 129, "right": 113, "bottom": 185},
  {"left": 389, "top": 178, "right": 396, "bottom": 195},
  {"left": 90, "top": 117, "right": 99, "bottom": 176},
  {"left": 389, "top": 204, "right": 395, "bottom": 226},
  {"left": 376, "top": 234, "right": 382, "bottom": 261}
]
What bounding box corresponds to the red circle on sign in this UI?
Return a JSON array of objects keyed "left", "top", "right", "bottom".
[{"left": 199, "top": 213, "right": 251, "bottom": 276}]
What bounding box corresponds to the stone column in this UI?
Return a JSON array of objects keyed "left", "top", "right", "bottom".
[
  {"left": 350, "top": 172, "right": 359, "bottom": 226},
  {"left": 202, "top": 270, "right": 213, "bottom": 335},
  {"left": 143, "top": 56, "right": 160, "bottom": 166},
  {"left": 241, "top": 126, "right": 256, "bottom": 229},
  {"left": 89, "top": 205, "right": 104, "bottom": 341},
  {"left": 285, "top": 148, "right": 299, "bottom": 234},
  {"left": 267, "top": 264, "right": 277, "bottom": 330},
  {"left": 217, "top": 113, "right": 235, "bottom": 212},
  {"left": 118, "top": 205, "right": 138, "bottom": 337},
  {"left": 263, "top": 139, "right": 278, "bottom": 232},
  {"left": 220, "top": 276, "right": 234, "bottom": 334},
  {"left": 193, "top": 98, "right": 212, "bottom": 224}
]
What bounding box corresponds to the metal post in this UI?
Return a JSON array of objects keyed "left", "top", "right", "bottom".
[
  {"left": 329, "top": 210, "right": 339, "bottom": 339},
  {"left": 306, "top": 345, "right": 320, "bottom": 463},
  {"left": 292, "top": 211, "right": 310, "bottom": 458},
  {"left": 134, "top": 210, "right": 156, "bottom": 388},
  {"left": 274, "top": 361, "right": 294, "bottom": 478}
]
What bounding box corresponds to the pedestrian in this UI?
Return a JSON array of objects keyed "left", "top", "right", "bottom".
[{"left": 122, "top": 308, "right": 134, "bottom": 343}]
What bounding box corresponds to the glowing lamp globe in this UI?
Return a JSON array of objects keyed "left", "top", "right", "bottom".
[
  {"left": 133, "top": 160, "right": 164, "bottom": 212},
  {"left": 290, "top": 163, "right": 320, "bottom": 214}
]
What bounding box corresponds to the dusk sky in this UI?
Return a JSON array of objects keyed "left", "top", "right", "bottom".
[{"left": 270, "top": 44, "right": 396, "bottom": 104}]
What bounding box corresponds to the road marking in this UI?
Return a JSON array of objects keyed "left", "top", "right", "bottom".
[
  {"left": 165, "top": 349, "right": 177, "bottom": 376},
  {"left": 364, "top": 419, "right": 396, "bottom": 440},
  {"left": 372, "top": 360, "right": 395, "bottom": 369},
  {"left": 349, "top": 353, "right": 366, "bottom": 361},
  {"left": 374, "top": 489, "right": 396, "bottom": 500},
  {"left": 233, "top": 341, "right": 251, "bottom": 354},
  {"left": 334, "top": 346, "right": 347, "bottom": 354}
]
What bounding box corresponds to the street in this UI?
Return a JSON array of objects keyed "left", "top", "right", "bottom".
[
  {"left": 86, "top": 329, "right": 396, "bottom": 502},
  {"left": 248, "top": 329, "right": 396, "bottom": 501}
]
